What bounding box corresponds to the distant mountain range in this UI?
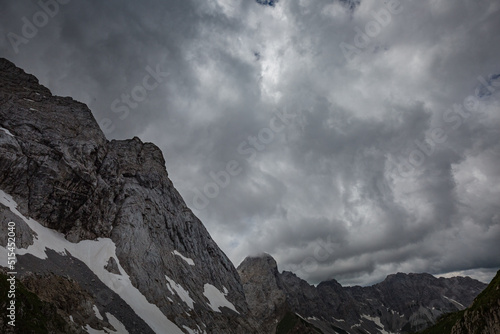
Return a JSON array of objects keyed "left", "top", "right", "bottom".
[
  {"left": 0, "top": 58, "right": 497, "bottom": 334},
  {"left": 238, "top": 254, "right": 487, "bottom": 333}
]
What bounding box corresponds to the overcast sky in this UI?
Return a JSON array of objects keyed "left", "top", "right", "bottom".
[{"left": 1, "top": 0, "right": 499, "bottom": 286}]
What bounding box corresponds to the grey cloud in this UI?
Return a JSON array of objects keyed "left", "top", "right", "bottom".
[{"left": 1, "top": 0, "right": 499, "bottom": 286}]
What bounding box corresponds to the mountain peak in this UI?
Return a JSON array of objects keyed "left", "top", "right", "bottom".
[
  {"left": 237, "top": 253, "right": 277, "bottom": 271},
  {"left": 237, "top": 253, "right": 287, "bottom": 333},
  {"left": 0, "top": 58, "right": 257, "bottom": 333}
]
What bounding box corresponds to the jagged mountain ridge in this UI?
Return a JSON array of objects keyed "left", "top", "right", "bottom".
[
  {"left": 0, "top": 57, "right": 257, "bottom": 333},
  {"left": 238, "top": 254, "right": 488, "bottom": 334}
]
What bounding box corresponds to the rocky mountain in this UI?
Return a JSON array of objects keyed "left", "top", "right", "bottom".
[
  {"left": 0, "top": 58, "right": 492, "bottom": 334},
  {"left": 420, "top": 269, "right": 500, "bottom": 334},
  {"left": 237, "top": 254, "right": 288, "bottom": 333},
  {"left": 0, "top": 57, "right": 257, "bottom": 333},
  {"left": 238, "top": 254, "right": 487, "bottom": 334}
]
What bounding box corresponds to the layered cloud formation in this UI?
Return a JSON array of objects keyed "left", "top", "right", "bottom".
[{"left": 1, "top": 0, "right": 499, "bottom": 285}]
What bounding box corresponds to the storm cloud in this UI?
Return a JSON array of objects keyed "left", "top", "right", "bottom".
[{"left": 1, "top": 0, "right": 499, "bottom": 286}]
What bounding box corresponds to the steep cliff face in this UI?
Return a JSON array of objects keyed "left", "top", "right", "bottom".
[
  {"left": 238, "top": 254, "right": 488, "bottom": 334},
  {"left": 0, "top": 58, "right": 257, "bottom": 333},
  {"left": 237, "top": 254, "right": 288, "bottom": 333}
]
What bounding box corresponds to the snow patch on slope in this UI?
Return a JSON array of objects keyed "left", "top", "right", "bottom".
[
  {"left": 172, "top": 250, "right": 195, "bottom": 266},
  {"left": 203, "top": 283, "right": 239, "bottom": 314},
  {"left": 443, "top": 295, "right": 465, "bottom": 309},
  {"left": 93, "top": 305, "right": 103, "bottom": 320},
  {"left": 183, "top": 324, "right": 207, "bottom": 334},
  {"left": 84, "top": 312, "right": 129, "bottom": 333},
  {"left": 106, "top": 313, "right": 129, "bottom": 334},
  {"left": 361, "top": 314, "right": 396, "bottom": 334},
  {"left": 0, "top": 189, "right": 184, "bottom": 334},
  {"left": 165, "top": 275, "right": 195, "bottom": 309},
  {"left": 0, "top": 127, "right": 14, "bottom": 137}
]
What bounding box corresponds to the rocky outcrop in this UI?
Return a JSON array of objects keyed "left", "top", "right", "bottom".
[
  {"left": 19, "top": 271, "right": 110, "bottom": 333},
  {"left": 0, "top": 270, "right": 86, "bottom": 334},
  {"left": 0, "top": 57, "right": 257, "bottom": 333},
  {"left": 237, "top": 254, "right": 288, "bottom": 333},
  {"left": 275, "top": 311, "right": 324, "bottom": 334}
]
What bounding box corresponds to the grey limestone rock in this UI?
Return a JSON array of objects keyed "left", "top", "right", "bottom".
[
  {"left": 0, "top": 203, "right": 34, "bottom": 249},
  {"left": 104, "top": 257, "right": 121, "bottom": 275}
]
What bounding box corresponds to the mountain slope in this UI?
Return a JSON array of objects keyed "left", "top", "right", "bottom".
[
  {"left": 420, "top": 269, "right": 500, "bottom": 334},
  {"left": 0, "top": 58, "right": 257, "bottom": 333}
]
